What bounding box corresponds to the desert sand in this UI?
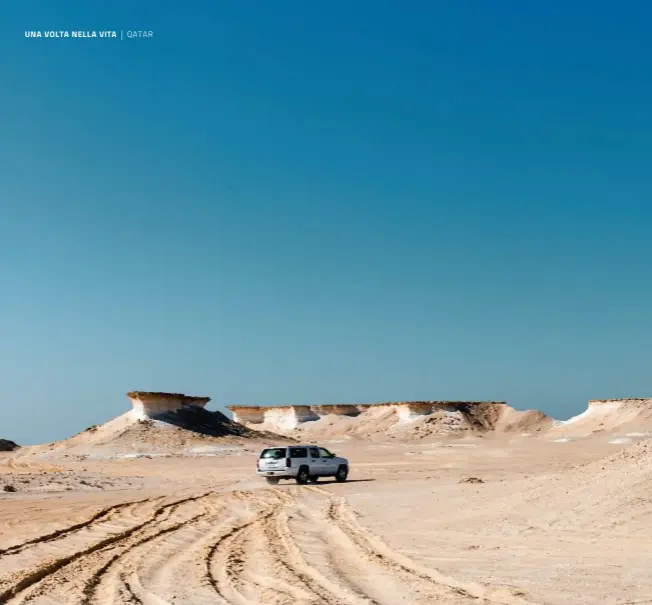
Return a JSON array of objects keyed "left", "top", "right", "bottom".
[{"left": 1, "top": 394, "right": 651, "bottom": 605}]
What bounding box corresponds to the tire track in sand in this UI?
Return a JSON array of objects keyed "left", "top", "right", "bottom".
[
  {"left": 206, "top": 491, "right": 330, "bottom": 605},
  {"left": 203, "top": 490, "right": 292, "bottom": 605},
  {"left": 306, "top": 485, "right": 537, "bottom": 605},
  {"left": 64, "top": 489, "right": 278, "bottom": 605},
  {"left": 278, "top": 490, "right": 433, "bottom": 605},
  {"left": 0, "top": 497, "right": 156, "bottom": 557},
  {"left": 1, "top": 484, "right": 538, "bottom": 605},
  {"left": 84, "top": 490, "right": 260, "bottom": 605},
  {"left": 206, "top": 486, "right": 466, "bottom": 605},
  {"left": 208, "top": 488, "right": 383, "bottom": 605},
  {"left": 269, "top": 493, "right": 379, "bottom": 605},
  {"left": 0, "top": 491, "right": 215, "bottom": 604},
  {"left": 79, "top": 511, "right": 208, "bottom": 604}
]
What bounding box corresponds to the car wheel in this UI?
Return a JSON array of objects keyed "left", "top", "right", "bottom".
[
  {"left": 335, "top": 465, "right": 348, "bottom": 482},
  {"left": 296, "top": 467, "right": 310, "bottom": 485},
  {"left": 266, "top": 477, "right": 280, "bottom": 485},
  {"left": 308, "top": 476, "right": 319, "bottom": 483}
]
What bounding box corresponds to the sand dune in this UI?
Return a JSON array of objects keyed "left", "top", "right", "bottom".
[{"left": 525, "top": 438, "right": 652, "bottom": 530}]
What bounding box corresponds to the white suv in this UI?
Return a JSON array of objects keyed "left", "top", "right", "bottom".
[{"left": 257, "top": 445, "right": 349, "bottom": 485}]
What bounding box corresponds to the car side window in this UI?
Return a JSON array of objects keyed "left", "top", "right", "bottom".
[
  {"left": 290, "top": 447, "right": 308, "bottom": 458},
  {"left": 309, "top": 448, "right": 320, "bottom": 458},
  {"left": 318, "top": 448, "right": 332, "bottom": 458}
]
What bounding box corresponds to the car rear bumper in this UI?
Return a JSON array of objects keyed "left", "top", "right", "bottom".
[{"left": 256, "top": 469, "right": 296, "bottom": 478}]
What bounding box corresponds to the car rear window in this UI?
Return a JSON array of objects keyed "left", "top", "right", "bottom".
[
  {"left": 289, "top": 447, "right": 308, "bottom": 458},
  {"left": 260, "top": 448, "right": 286, "bottom": 459}
]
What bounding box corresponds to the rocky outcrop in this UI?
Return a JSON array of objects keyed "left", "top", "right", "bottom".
[
  {"left": 227, "top": 406, "right": 266, "bottom": 425},
  {"left": 40, "top": 393, "right": 290, "bottom": 456},
  {"left": 228, "top": 404, "right": 365, "bottom": 429},
  {"left": 551, "top": 398, "right": 652, "bottom": 438},
  {"left": 229, "top": 401, "right": 505, "bottom": 424},
  {"left": 0, "top": 439, "right": 19, "bottom": 452},
  {"left": 559, "top": 399, "right": 652, "bottom": 425},
  {"left": 123, "top": 391, "right": 288, "bottom": 442},
  {"left": 227, "top": 401, "right": 512, "bottom": 437},
  {"left": 359, "top": 401, "right": 507, "bottom": 424},
  {"left": 588, "top": 398, "right": 652, "bottom": 407},
  {"left": 312, "top": 405, "right": 362, "bottom": 417},
  {"left": 229, "top": 406, "right": 320, "bottom": 431},
  {"left": 127, "top": 391, "right": 211, "bottom": 420}
]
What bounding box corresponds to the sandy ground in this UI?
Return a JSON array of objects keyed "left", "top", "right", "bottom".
[{"left": 1, "top": 435, "right": 650, "bottom": 605}]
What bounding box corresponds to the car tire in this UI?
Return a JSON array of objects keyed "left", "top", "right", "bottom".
[
  {"left": 296, "top": 466, "right": 310, "bottom": 485},
  {"left": 266, "top": 477, "right": 280, "bottom": 485},
  {"left": 308, "top": 476, "right": 319, "bottom": 483},
  {"left": 335, "top": 465, "right": 348, "bottom": 482}
]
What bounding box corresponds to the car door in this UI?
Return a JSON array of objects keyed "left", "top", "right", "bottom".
[
  {"left": 309, "top": 447, "right": 324, "bottom": 475},
  {"left": 289, "top": 446, "right": 309, "bottom": 471},
  {"left": 318, "top": 447, "right": 336, "bottom": 475}
]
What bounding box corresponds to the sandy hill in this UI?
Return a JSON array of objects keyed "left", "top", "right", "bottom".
[
  {"left": 29, "top": 392, "right": 289, "bottom": 459},
  {"left": 503, "top": 438, "right": 652, "bottom": 533},
  {"left": 228, "top": 401, "right": 553, "bottom": 441},
  {"left": 548, "top": 398, "right": 652, "bottom": 443}
]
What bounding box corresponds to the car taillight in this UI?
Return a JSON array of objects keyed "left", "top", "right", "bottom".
[
  {"left": 257, "top": 459, "right": 261, "bottom": 469},
  {"left": 286, "top": 457, "right": 291, "bottom": 468}
]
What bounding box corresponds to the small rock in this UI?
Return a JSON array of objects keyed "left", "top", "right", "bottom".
[
  {"left": 459, "top": 477, "right": 484, "bottom": 484},
  {"left": 3, "top": 485, "right": 17, "bottom": 492}
]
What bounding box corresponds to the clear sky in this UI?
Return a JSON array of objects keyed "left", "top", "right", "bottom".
[{"left": 1, "top": 1, "right": 651, "bottom": 445}]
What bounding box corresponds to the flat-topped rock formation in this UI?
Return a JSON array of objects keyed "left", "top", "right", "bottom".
[
  {"left": 32, "top": 392, "right": 289, "bottom": 457},
  {"left": 588, "top": 398, "right": 652, "bottom": 406},
  {"left": 228, "top": 401, "right": 550, "bottom": 439},
  {"left": 127, "top": 391, "right": 211, "bottom": 419},
  {"left": 229, "top": 401, "right": 504, "bottom": 427}
]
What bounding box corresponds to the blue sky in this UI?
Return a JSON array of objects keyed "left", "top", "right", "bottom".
[{"left": 1, "top": 1, "right": 651, "bottom": 444}]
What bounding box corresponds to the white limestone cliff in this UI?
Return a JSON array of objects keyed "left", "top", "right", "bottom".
[
  {"left": 551, "top": 398, "right": 652, "bottom": 438},
  {"left": 227, "top": 401, "right": 507, "bottom": 435},
  {"left": 127, "top": 391, "right": 211, "bottom": 420}
]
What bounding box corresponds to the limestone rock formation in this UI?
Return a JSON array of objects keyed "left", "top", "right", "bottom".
[
  {"left": 117, "top": 391, "right": 284, "bottom": 444},
  {"left": 127, "top": 391, "right": 211, "bottom": 419},
  {"left": 227, "top": 401, "right": 549, "bottom": 439},
  {"left": 32, "top": 392, "right": 289, "bottom": 457},
  {"left": 550, "top": 398, "right": 652, "bottom": 440},
  {"left": 230, "top": 401, "right": 500, "bottom": 428}
]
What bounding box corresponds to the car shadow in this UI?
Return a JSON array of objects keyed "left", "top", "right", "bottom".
[{"left": 307, "top": 478, "right": 375, "bottom": 485}]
